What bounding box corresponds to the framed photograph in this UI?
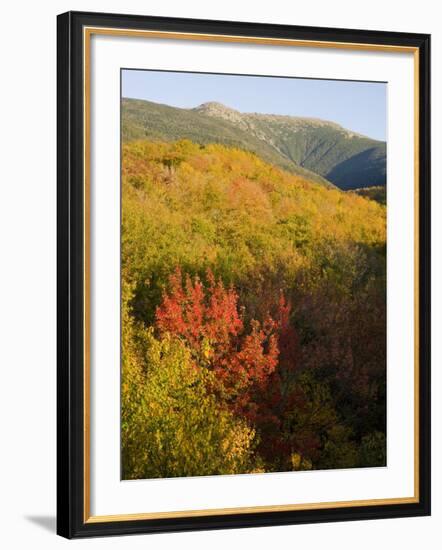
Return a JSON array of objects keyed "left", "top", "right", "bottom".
[{"left": 57, "top": 11, "right": 431, "bottom": 538}]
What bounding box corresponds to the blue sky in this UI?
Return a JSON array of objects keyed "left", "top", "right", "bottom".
[{"left": 122, "top": 69, "right": 386, "bottom": 141}]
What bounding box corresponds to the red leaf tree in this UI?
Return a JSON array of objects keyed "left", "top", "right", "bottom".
[{"left": 155, "top": 268, "right": 279, "bottom": 413}]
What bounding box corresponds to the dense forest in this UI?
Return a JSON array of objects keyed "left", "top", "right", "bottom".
[{"left": 121, "top": 139, "right": 387, "bottom": 479}]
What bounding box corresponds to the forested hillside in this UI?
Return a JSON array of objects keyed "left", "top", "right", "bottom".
[
  {"left": 122, "top": 99, "right": 332, "bottom": 187},
  {"left": 122, "top": 98, "right": 386, "bottom": 190},
  {"left": 352, "top": 185, "right": 387, "bottom": 205},
  {"left": 121, "top": 139, "right": 387, "bottom": 479}
]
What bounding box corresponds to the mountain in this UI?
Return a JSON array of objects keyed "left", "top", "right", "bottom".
[
  {"left": 326, "top": 145, "right": 386, "bottom": 189},
  {"left": 122, "top": 98, "right": 332, "bottom": 187},
  {"left": 122, "top": 98, "right": 386, "bottom": 190}
]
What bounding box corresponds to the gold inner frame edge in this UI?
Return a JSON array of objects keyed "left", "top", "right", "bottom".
[{"left": 83, "top": 26, "right": 420, "bottom": 524}]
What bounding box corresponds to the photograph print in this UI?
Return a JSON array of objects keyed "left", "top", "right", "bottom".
[{"left": 120, "top": 69, "right": 387, "bottom": 481}]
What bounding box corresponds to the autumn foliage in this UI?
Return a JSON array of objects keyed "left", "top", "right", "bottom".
[
  {"left": 156, "top": 268, "right": 279, "bottom": 411},
  {"left": 121, "top": 139, "right": 387, "bottom": 478}
]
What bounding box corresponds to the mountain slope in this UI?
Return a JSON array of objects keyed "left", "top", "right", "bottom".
[
  {"left": 194, "top": 102, "right": 386, "bottom": 190},
  {"left": 122, "top": 98, "right": 386, "bottom": 190},
  {"left": 327, "top": 146, "right": 387, "bottom": 190},
  {"left": 122, "top": 98, "right": 330, "bottom": 186},
  {"left": 122, "top": 99, "right": 332, "bottom": 187}
]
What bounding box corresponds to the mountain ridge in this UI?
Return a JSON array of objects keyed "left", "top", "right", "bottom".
[{"left": 193, "top": 101, "right": 354, "bottom": 133}]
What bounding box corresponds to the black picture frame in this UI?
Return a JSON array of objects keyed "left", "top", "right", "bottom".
[{"left": 57, "top": 10, "right": 431, "bottom": 539}]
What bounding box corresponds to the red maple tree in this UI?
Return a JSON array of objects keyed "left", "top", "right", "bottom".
[{"left": 155, "top": 268, "right": 279, "bottom": 411}]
